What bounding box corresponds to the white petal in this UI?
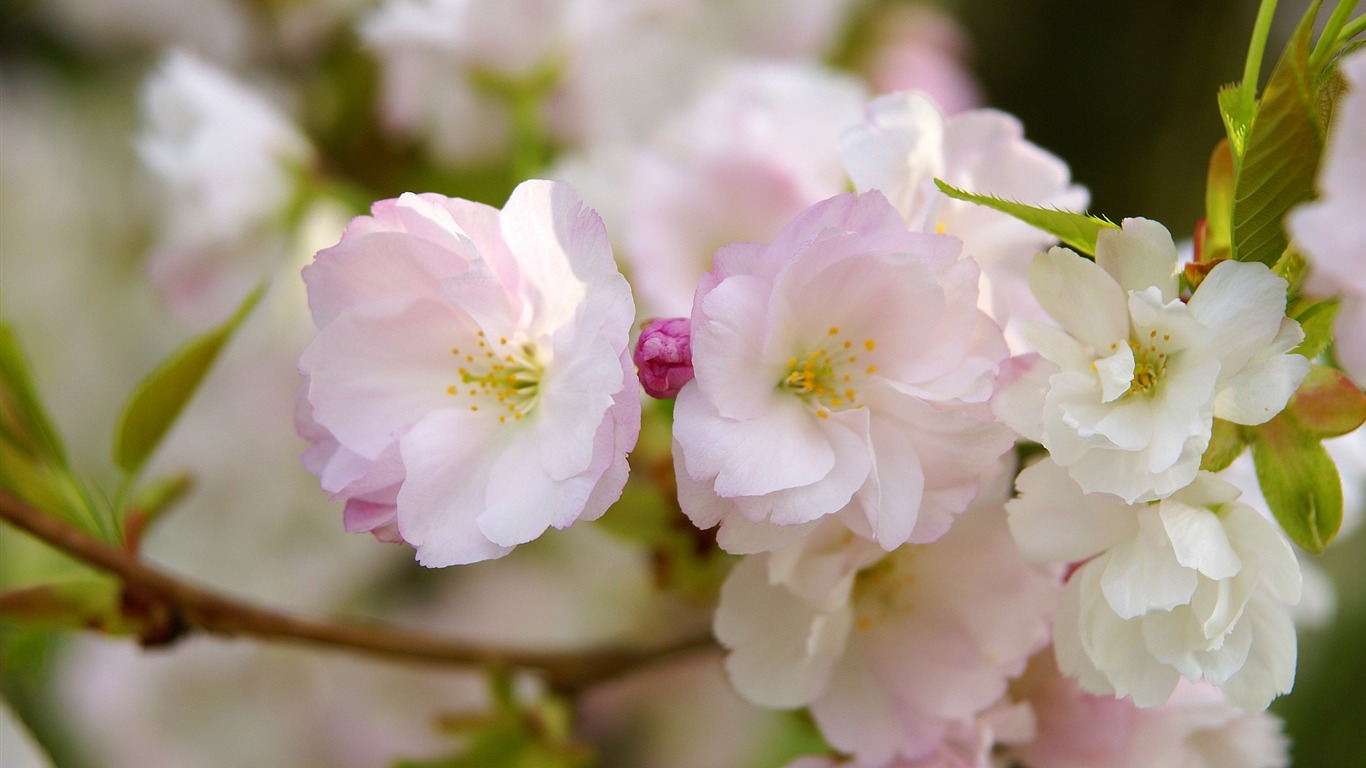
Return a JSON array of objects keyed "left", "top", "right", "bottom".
[
  {"left": 837, "top": 92, "right": 946, "bottom": 221},
  {"left": 1095, "top": 343, "right": 1137, "bottom": 403},
  {"left": 1094, "top": 218, "right": 1179, "bottom": 300},
  {"left": 1218, "top": 597, "right": 1297, "bottom": 710},
  {"left": 1028, "top": 247, "right": 1128, "bottom": 353},
  {"left": 1187, "top": 261, "right": 1289, "bottom": 378},
  {"left": 716, "top": 555, "right": 850, "bottom": 707},
  {"left": 1007, "top": 457, "right": 1137, "bottom": 564},
  {"left": 1160, "top": 500, "right": 1242, "bottom": 580},
  {"left": 1101, "top": 511, "right": 1198, "bottom": 619}
]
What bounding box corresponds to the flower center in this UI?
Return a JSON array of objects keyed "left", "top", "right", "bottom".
[
  {"left": 779, "top": 326, "right": 878, "bottom": 418},
  {"left": 852, "top": 548, "right": 920, "bottom": 631},
  {"left": 1124, "top": 328, "right": 1173, "bottom": 397},
  {"left": 445, "top": 330, "right": 543, "bottom": 424}
]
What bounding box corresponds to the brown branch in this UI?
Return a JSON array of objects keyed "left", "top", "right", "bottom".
[{"left": 0, "top": 489, "right": 714, "bottom": 692}]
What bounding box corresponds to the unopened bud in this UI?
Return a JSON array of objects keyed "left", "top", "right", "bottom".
[{"left": 634, "top": 317, "right": 694, "bottom": 399}]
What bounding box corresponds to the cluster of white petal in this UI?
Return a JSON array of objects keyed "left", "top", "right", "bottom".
[
  {"left": 1008, "top": 460, "right": 1302, "bottom": 710},
  {"left": 138, "top": 50, "right": 314, "bottom": 319},
  {"left": 996, "top": 218, "right": 1310, "bottom": 502}
]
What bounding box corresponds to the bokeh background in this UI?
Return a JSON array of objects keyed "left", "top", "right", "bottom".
[{"left": 1, "top": 0, "right": 1362, "bottom": 765}]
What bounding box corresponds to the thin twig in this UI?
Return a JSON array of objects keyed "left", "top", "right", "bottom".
[{"left": 0, "top": 489, "right": 714, "bottom": 692}]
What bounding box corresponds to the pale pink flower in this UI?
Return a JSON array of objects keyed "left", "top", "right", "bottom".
[
  {"left": 1287, "top": 49, "right": 1366, "bottom": 387},
  {"left": 1008, "top": 460, "right": 1301, "bottom": 710},
  {"left": 361, "top": 0, "right": 574, "bottom": 162},
  {"left": 996, "top": 218, "right": 1309, "bottom": 502},
  {"left": 672, "top": 190, "right": 1014, "bottom": 552},
  {"left": 839, "top": 92, "right": 1086, "bottom": 352},
  {"left": 715, "top": 465, "right": 1059, "bottom": 766},
  {"left": 298, "top": 181, "right": 639, "bottom": 566},
  {"left": 138, "top": 49, "right": 314, "bottom": 321},
  {"left": 622, "top": 62, "right": 865, "bottom": 317},
  {"left": 1008, "top": 652, "right": 1289, "bottom": 768},
  {"left": 860, "top": 4, "right": 983, "bottom": 115}
]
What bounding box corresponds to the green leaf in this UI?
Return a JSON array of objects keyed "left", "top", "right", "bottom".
[
  {"left": 933, "top": 179, "right": 1118, "bottom": 256},
  {"left": 112, "top": 284, "right": 264, "bottom": 477},
  {"left": 1251, "top": 412, "right": 1342, "bottom": 553},
  {"left": 0, "top": 580, "right": 121, "bottom": 629},
  {"left": 1218, "top": 83, "right": 1256, "bottom": 161},
  {"left": 1231, "top": 3, "right": 1325, "bottom": 266},
  {"left": 0, "top": 321, "right": 68, "bottom": 469},
  {"left": 1289, "top": 296, "right": 1339, "bottom": 359},
  {"left": 1201, "top": 139, "right": 1236, "bottom": 262},
  {"left": 121, "top": 472, "right": 194, "bottom": 551},
  {"left": 1200, "top": 418, "right": 1248, "bottom": 472},
  {"left": 1286, "top": 364, "right": 1366, "bottom": 437}
]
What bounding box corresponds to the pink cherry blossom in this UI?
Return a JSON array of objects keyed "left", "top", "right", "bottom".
[
  {"left": 673, "top": 190, "right": 1013, "bottom": 552},
  {"left": 1008, "top": 652, "right": 1289, "bottom": 768},
  {"left": 715, "top": 463, "right": 1059, "bottom": 766},
  {"left": 621, "top": 62, "right": 865, "bottom": 317},
  {"left": 839, "top": 92, "right": 1087, "bottom": 352},
  {"left": 298, "top": 181, "right": 639, "bottom": 566}
]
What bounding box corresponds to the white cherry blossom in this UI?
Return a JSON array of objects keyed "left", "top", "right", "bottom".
[
  {"left": 1008, "top": 459, "right": 1302, "bottom": 710},
  {"left": 997, "top": 218, "right": 1309, "bottom": 502}
]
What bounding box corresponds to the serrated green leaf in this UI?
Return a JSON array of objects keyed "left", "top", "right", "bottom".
[
  {"left": 1251, "top": 412, "right": 1342, "bottom": 553},
  {"left": 0, "top": 322, "right": 68, "bottom": 469},
  {"left": 1231, "top": 4, "right": 1325, "bottom": 266},
  {"left": 1200, "top": 418, "right": 1248, "bottom": 472},
  {"left": 112, "top": 285, "right": 264, "bottom": 477},
  {"left": 933, "top": 179, "right": 1117, "bottom": 256},
  {"left": 1289, "top": 297, "right": 1340, "bottom": 359},
  {"left": 1218, "top": 83, "right": 1255, "bottom": 161},
  {"left": 1287, "top": 364, "right": 1366, "bottom": 437}
]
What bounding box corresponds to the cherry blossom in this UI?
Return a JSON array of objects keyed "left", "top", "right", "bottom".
[
  {"left": 298, "top": 181, "right": 639, "bottom": 566},
  {"left": 1007, "top": 652, "right": 1289, "bottom": 768},
  {"left": 138, "top": 49, "right": 314, "bottom": 320},
  {"left": 838, "top": 91, "right": 1087, "bottom": 351},
  {"left": 622, "top": 62, "right": 865, "bottom": 317},
  {"left": 996, "top": 218, "right": 1309, "bottom": 502},
  {"left": 714, "top": 464, "right": 1058, "bottom": 766},
  {"left": 1008, "top": 459, "right": 1301, "bottom": 710},
  {"left": 672, "top": 190, "right": 1014, "bottom": 552}
]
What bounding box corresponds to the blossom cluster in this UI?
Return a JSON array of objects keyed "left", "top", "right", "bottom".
[{"left": 113, "top": 2, "right": 1366, "bottom": 765}]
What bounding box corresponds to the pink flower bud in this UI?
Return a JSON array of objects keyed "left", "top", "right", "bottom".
[{"left": 634, "top": 317, "right": 693, "bottom": 398}]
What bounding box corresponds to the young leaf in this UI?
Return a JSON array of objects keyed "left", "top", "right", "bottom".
[
  {"left": 1218, "top": 83, "right": 1255, "bottom": 161},
  {"left": 933, "top": 179, "right": 1117, "bottom": 256},
  {"left": 0, "top": 321, "right": 68, "bottom": 468},
  {"left": 1251, "top": 412, "right": 1343, "bottom": 553},
  {"left": 1200, "top": 418, "right": 1248, "bottom": 472},
  {"left": 112, "top": 284, "right": 264, "bottom": 477},
  {"left": 1231, "top": 3, "right": 1325, "bottom": 266},
  {"left": 1286, "top": 364, "right": 1366, "bottom": 437},
  {"left": 1201, "top": 140, "right": 1236, "bottom": 263},
  {"left": 1289, "top": 296, "right": 1339, "bottom": 359}
]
